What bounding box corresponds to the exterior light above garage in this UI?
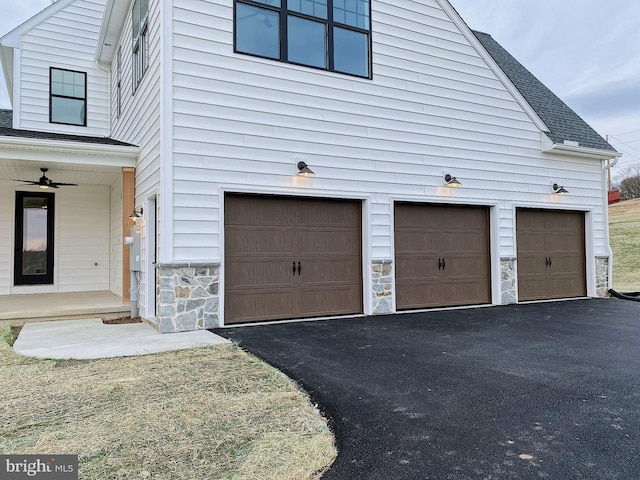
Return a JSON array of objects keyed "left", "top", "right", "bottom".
[
  {"left": 444, "top": 174, "right": 462, "bottom": 187},
  {"left": 552, "top": 183, "right": 569, "bottom": 195},
  {"left": 296, "top": 161, "right": 315, "bottom": 176}
]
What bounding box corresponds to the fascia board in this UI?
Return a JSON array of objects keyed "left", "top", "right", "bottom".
[
  {"left": 0, "top": 135, "right": 138, "bottom": 167},
  {"left": 541, "top": 133, "right": 622, "bottom": 161},
  {"left": 96, "top": 0, "right": 130, "bottom": 65},
  {"left": 0, "top": 46, "right": 13, "bottom": 104},
  {"left": 436, "top": 0, "right": 550, "bottom": 134}
]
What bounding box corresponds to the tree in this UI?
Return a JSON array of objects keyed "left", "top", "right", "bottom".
[{"left": 613, "top": 164, "right": 640, "bottom": 200}]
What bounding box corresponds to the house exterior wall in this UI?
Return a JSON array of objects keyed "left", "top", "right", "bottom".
[
  {"left": 159, "top": 0, "right": 609, "bottom": 328},
  {"left": 16, "top": 0, "right": 110, "bottom": 136},
  {"left": 0, "top": 181, "right": 111, "bottom": 295},
  {"left": 109, "top": 176, "right": 123, "bottom": 296},
  {"left": 107, "top": 0, "right": 163, "bottom": 318},
  {"left": 0, "top": 183, "right": 11, "bottom": 295}
]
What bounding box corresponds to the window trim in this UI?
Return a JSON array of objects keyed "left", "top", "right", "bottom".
[
  {"left": 132, "top": 0, "right": 149, "bottom": 92},
  {"left": 233, "top": 0, "right": 373, "bottom": 79},
  {"left": 49, "top": 67, "right": 87, "bottom": 127}
]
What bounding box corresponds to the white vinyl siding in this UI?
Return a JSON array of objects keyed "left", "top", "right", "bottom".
[
  {"left": 0, "top": 183, "right": 11, "bottom": 295},
  {"left": 56, "top": 186, "right": 111, "bottom": 292},
  {"left": 109, "top": 0, "right": 162, "bottom": 317},
  {"left": 168, "top": 0, "right": 607, "bottom": 265},
  {"left": 16, "top": 0, "right": 110, "bottom": 136},
  {"left": 0, "top": 183, "right": 111, "bottom": 294},
  {"left": 110, "top": 177, "right": 123, "bottom": 296}
]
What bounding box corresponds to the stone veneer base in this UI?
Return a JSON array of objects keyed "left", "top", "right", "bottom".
[
  {"left": 500, "top": 257, "right": 517, "bottom": 304},
  {"left": 156, "top": 264, "right": 220, "bottom": 333},
  {"left": 372, "top": 260, "right": 393, "bottom": 314}
]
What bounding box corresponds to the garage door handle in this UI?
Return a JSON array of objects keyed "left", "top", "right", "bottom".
[
  {"left": 438, "top": 258, "right": 442, "bottom": 270},
  {"left": 549, "top": 257, "right": 552, "bottom": 267},
  {"left": 442, "top": 258, "right": 446, "bottom": 271},
  {"left": 293, "top": 261, "right": 297, "bottom": 275},
  {"left": 297, "top": 261, "right": 302, "bottom": 275}
]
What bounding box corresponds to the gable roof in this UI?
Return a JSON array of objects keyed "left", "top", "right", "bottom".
[
  {"left": 0, "top": 109, "right": 135, "bottom": 147},
  {"left": 472, "top": 30, "right": 617, "bottom": 153}
]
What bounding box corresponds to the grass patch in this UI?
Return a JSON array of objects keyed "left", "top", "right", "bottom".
[
  {"left": 609, "top": 199, "right": 640, "bottom": 292},
  {"left": 0, "top": 323, "right": 336, "bottom": 479}
]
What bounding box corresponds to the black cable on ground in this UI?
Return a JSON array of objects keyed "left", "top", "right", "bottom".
[{"left": 609, "top": 289, "right": 640, "bottom": 302}]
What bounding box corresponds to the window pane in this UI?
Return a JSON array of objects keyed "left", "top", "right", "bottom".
[
  {"left": 288, "top": 16, "right": 326, "bottom": 68},
  {"left": 334, "top": 0, "right": 369, "bottom": 29},
  {"left": 334, "top": 27, "right": 368, "bottom": 77},
  {"left": 132, "top": 0, "right": 140, "bottom": 38},
  {"left": 51, "top": 69, "right": 63, "bottom": 83},
  {"left": 22, "top": 197, "right": 49, "bottom": 276},
  {"left": 289, "top": 0, "right": 327, "bottom": 19},
  {"left": 252, "top": 0, "right": 281, "bottom": 6},
  {"left": 51, "top": 81, "right": 63, "bottom": 96},
  {"left": 236, "top": 3, "right": 280, "bottom": 59},
  {"left": 51, "top": 97, "right": 85, "bottom": 125}
]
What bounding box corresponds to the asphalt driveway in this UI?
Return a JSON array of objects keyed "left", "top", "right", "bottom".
[{"left": 213, "top": 299, "right": 640, "bottom": 479}]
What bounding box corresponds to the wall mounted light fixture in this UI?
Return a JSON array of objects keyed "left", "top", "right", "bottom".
[
  {"left": 444, "top": 173, "right": 462, "bottom": 187},
  {"left": 129, "top": 207, "right": 144, "bottom": 221},
  {"left": 552, "top": 183, "right": 569, "bottom": 195},
  {"left": 297, "top": 161, "right": 315, "bottom": 176}
]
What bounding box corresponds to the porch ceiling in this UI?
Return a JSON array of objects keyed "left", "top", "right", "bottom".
[{"left": 0, "top": 159, "right": 125, "bottom": 186}]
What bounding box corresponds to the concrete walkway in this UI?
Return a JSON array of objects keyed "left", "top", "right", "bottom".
[{"left": 14, "top": 318, "right": 230, "bottom": 360}]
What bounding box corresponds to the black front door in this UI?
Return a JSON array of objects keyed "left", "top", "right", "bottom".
[{"left": 14, "top": 192, "right": 55, "bottom": 285}]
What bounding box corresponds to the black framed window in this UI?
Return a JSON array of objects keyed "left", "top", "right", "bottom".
[
  {"left": 116, "top": 47, "right": 122, "bottom": 118},
  {"left": 132, "top": 0, "right": 149, "bottom": 91},
  {"left": 50, "top": 68, "right": 86, "bottom": 126},
  {"left": 234, "top": 0, "right": 371, "bottom": 78},
  {"left": 14, "top": 192, "right": 55, "bottom": 286}
]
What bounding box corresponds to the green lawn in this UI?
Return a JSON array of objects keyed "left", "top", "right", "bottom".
[{"left": 609, "top": 201, "right": 640, "bottom": 292}]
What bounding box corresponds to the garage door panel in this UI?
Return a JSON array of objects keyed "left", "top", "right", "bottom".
[
  {"left": 297, "top": 285, "right": 363, "bottom": 318},
  {"left": 299, "top": 258, "right": 362, "bottom": 285},
  {"left": 225, "top": 291, "right": 298, "bottom": 324},
  {"left": 394, "top": 232, "right": 439, "bottom": 254},
  {"left": 226, "top": 228, "right": 295, "bottom": 256},
  {"left": 226, "top": 259, "right": 296, "bottom": 289},
  {"left": 516, "top": 209, "right": 586, "bottom": 301},
  {"left": 225, "top": 195, "right": 296, "bottom": 226},
  {"left": 443, "top": 257, "right": 489, "bottom": 277},
  {"left": 297, "top": 229, "right": 360, "bottom": 256},
  {"left": 439, "top": 232, "right": 488, "bottom": 255},
  {"left": 225, "top": 194, "right": 362, "bottom": 324},
  {"left": 395, "top": 203, "right": 491, "bottom": 310}
]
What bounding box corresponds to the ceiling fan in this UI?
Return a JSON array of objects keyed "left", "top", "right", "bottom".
[{"left": 14, "top": 168, "right": 78, "bottom": 189}]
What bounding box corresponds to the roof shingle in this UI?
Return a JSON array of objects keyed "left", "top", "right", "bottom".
[{"left": 0, "top": 109, "right": 136, "bottom": 147}]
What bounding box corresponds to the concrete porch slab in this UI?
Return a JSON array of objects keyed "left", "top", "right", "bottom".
[
  {"left": 13, "top": 318, "right": 230, "bottom": 360},
  {"left": 0, "top": 291, "right": 129, "bottom": 324}
]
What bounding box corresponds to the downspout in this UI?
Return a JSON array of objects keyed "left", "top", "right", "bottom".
[
  {"left": 94, "top": 59, "right": 112, "bottom": 137},
  {"left": 603, "top": 156, "right": 620, "bottom": 290}
]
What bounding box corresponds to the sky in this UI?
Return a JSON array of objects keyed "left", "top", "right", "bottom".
[{"left": 1, "top": 0, "right": 639, "bottom": 180}]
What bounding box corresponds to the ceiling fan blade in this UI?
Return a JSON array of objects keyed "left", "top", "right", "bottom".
[
  {"left": 50, "top": 182, "right": 79, "bottom": 187},
  {"left": 12, "top": 179, "right": 39, "bottom": 184}
]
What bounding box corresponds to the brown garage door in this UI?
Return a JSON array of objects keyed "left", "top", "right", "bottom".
[
  {"left": 516, "top": 209, "right": 586, "bottom": 301},
  {"left": 395, "top": 203, "right": 491, "bottom": 310},
  {"left": 225, "top": 194, "right": 362, "bottom": 324}
]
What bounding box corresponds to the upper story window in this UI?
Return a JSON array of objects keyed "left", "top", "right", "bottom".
[
  {"left": 132, "top": 0, "right": 149, "bottom": 91},
  {"left": 234, "top": 0, "right": 371, "bottom": 78},
  {"left": 49, "top": 67, "right": 86, "bottom": 126},
  {"left": 116, "top": 47, "right": 122, "bottom": 118}
]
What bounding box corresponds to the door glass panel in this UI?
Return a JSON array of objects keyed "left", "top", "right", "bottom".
[{"left": 22, "top": 196, "right": 49, "bottom": 276}]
